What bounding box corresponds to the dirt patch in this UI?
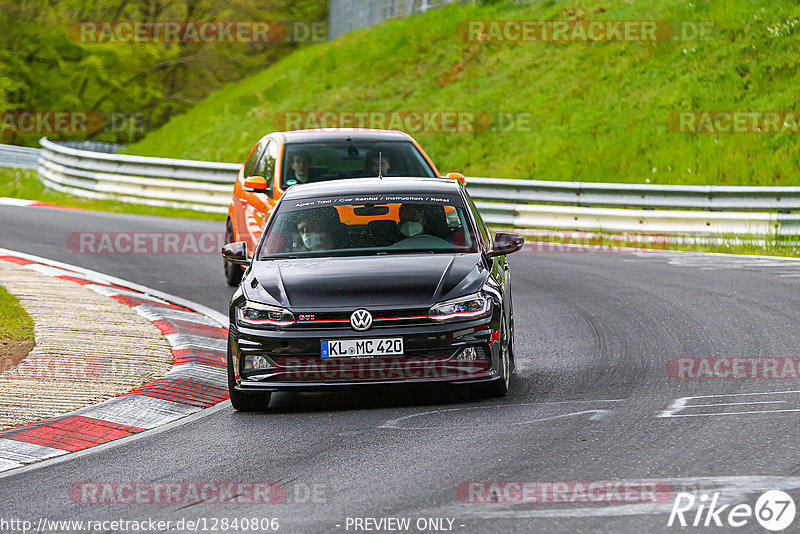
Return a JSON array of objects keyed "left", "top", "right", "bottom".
[{"left": 0, "top": 337, "right": 35, "bottom": 372}]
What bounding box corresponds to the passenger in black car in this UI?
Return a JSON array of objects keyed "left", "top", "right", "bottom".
[{"left": 294, "top": 207, "right": 347, "bottom": 251}]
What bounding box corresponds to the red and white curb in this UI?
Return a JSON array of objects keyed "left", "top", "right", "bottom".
[
  {"left": 0, "top": 197, "right": 79, "bottom": 210},
  {"left": 0, "top": 248, "right": 229, "bottom": 473}
]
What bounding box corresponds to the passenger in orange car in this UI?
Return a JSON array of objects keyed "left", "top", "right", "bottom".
[{"left": 287, "top": 149, "right": 315, "bottom": 184}]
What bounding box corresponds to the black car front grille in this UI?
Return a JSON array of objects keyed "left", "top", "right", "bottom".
[{"left": 292, "top": 308, "right": 432, "bottom": 330}]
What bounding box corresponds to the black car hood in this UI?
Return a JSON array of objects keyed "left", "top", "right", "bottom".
[{"left": 245, "top": 253, "right": 487, "bottom": 309}]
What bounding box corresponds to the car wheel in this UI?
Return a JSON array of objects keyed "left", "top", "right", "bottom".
[
  {"left": 485, "top": 316, "right": 510, "bottom": 398},
  {"left": 227, "top": 351, "right": 271, "bottom": 412},
  {"left": 224, "top": 219, "right": 244, "bottom": 287},
  {"left": 508, "top": 307, "right": 517, "bottom": 373}
]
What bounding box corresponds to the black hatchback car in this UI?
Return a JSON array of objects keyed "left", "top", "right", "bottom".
[{"left": 222, "top": 177, "right": 523, "bottom": 411}]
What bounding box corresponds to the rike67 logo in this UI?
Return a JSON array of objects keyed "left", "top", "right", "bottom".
[{"left": 668, "top": 490, "right": 796, "bottom": 531}]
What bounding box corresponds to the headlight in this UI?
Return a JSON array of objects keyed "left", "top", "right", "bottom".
[
  {"left": 429, "top": 292, "right": 491, "bottom": 322},
  {"left": 237, "top": 301, "right": 294, "bottom": 327}
]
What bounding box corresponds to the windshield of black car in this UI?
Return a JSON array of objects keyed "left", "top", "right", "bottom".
[
  {"left": 280, "top": 141, "right": 436, "bottom": 188},
  {"left": 257, "top": 194, "right": 478, "bottom": 259}
]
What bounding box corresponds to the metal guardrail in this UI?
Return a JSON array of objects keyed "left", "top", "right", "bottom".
[
  {"left": 0, "top": 144, "right": 40, "bottom": 170},
  {"left": 58, "top": 140, "right": 127, "bottom": 154},
  {"left": 38, "top": 138, "right": 239, "bottom": 214},
  {"left": 476, "top": 202, "right": 800, "bottom": 237},
  {"left": 34, "top": 137, "right": 800, "bottom": 235},
  {"left": 466, "top": 177, "right": 800, "bottom": 212}
]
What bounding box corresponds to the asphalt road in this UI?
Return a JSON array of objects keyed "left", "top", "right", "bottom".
[{"left": 2, "top": 204, "right": 800, "bottom": 533}]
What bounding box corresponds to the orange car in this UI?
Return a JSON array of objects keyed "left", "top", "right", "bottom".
[{"left": 224, "top": 128, "right": 464, "bottom": 285}]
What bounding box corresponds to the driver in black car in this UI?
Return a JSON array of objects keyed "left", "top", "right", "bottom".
[
  {"left": 398, "top": 203, "right": 427, "bottom": 237},
  {"left": 393, "top": 203, "right": 456, "bottom": 251}
]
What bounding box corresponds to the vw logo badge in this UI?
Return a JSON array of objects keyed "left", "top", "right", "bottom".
[{"left": 350, "top": 309, "right": 373, "bottom": 331}]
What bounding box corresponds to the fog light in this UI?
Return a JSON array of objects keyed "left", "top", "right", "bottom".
[
  {"left": 244, "top": 355, "right": 271, "bottom": 370},
  {"left": 459, "top": 347, "right": 478, "bottom": 361}
]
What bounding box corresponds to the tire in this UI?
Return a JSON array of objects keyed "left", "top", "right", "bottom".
[
  {"left": 224, "top": 219, "right": 244, "bottom": 287},
  {"left": 508, "top": 305, "right": 517, "bottom": 373},
  {"left": 484, "top": 316, "right": 511, "bottom": 398},
  {"left": 227, "top": 351, "right": 271, "bottom": 412}
]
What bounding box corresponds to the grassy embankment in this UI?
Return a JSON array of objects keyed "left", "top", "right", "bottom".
[
  {"left": 6, "top": 0, "right": 799, "bottom": 253},
  {"left": 0, "top": 282, "right": 35, "bottom": 368},
  {"left": 128, "top": 0, "right": 800, "bottom": 187}
]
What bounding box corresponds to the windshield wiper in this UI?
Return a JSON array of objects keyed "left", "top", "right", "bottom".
[{"left": 376, "top": 249, "right": 438, "bottom": 255}]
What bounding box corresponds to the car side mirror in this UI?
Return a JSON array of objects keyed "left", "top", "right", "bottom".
[
  {"left": 243, "top": 176, "right": 268, "bottom": 192},
  {"left": 221, "top": 241, "right": 251, "bottom": 265},
  {"left": 445, "top": 172, "right": 466, "bottom": 185},
  {"left": 487, "top": 232, "right": 524, "bottom": 258}
]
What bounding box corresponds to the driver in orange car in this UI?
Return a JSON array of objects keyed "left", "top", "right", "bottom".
[{"left": 363, "top": 149, "right": 391, "bottom": 177}]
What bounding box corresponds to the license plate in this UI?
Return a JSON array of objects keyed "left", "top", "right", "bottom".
[{"left": 321, "top": 338, "right": 403, "bottom": 358}]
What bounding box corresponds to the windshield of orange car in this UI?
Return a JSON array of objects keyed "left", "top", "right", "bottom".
[
  {"left": 280, "top": 141, "right": 436, "bottom": 188},
  {"left": 257, "top": 194, "right": 478, "bottom": 259}
]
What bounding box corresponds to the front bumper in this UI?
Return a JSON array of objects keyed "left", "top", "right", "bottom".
[{"left": 229, "top": 317, "right": 502, "bottom": 392}]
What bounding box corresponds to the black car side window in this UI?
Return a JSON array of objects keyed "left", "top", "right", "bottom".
[{"left": 466, "top": 193, "right": 491, "bottom": 248}]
